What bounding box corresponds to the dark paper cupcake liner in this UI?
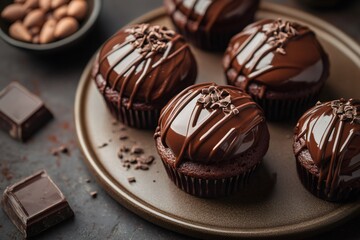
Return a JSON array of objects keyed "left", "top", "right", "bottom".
[
  {"left": 296, "top": 158, "right": 359, "bottom": 202},
  {"left": 182, "top": 30, "right": 239, "bottom": 52},
  {"left": 252, "top": 91, "right": 320, "bottom": 121},
  {"left": 162, "top": 160, "right": 259, "bottom": 198},
  {"left": 95, "top": 76, "right": 161, "bottom": 129},
  {"left": 104, "top": 99, "right": 161, "bottom": 129},
  {"left": 172, "top": 15, "right": 256, "bottom": 52}
]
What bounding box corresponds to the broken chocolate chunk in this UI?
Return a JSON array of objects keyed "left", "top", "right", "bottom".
[
  {"left": 1, "top": 170, "right": 74, "bottom": 238},
  {"left": 0, "top": 82, "right": 53, "bottom": 141}
]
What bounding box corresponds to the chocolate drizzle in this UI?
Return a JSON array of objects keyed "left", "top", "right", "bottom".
[
  {"left": 167, "top": 0, "right": 257, "bottom": 32},
  {"left": 93, "top": 24, "right": 197, "bottom": 109},
  {"left": 224, "top": 19, "right": 329, "bottom": 97},
  {"left": 165, "top": 0, "right": 260, "bottom": 50},
  {"left": 294, "top": 99, "right": 360, "bottom": 198},
  {"left": 170, "top": 0, "right": 218, "bottom": 32},
  {"left": 155, "top": 83, "right": 268, "bottom": 167}
]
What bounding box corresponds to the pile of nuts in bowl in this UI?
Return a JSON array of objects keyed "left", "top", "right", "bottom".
[{"left": 1, "top": 0, "right": 88, "bottom": 44}]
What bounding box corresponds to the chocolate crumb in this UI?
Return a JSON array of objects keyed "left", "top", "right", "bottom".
[
  {"left": 131, "top": 146, "right": 144, "bottom": 155},
  {"left": 126, "top": 24, "right": 175, "bottom": 53},
  {"left": 98, "top": 143, "right": 108, "bottom": 149},
  {"left": 135, "top": 164, "right": 149, "bottom": 171},
  {"left": 119, "top": 135, "right": 129, "bottom": 140},
  {"left": 153, "top": 180, "right": 156, "bottom": 183},
  {"left": 129, "top": 158, "right": 137, "bottom": 164},
  {"left": 146, "top": 156, "right": 155, "bottom": 164},
  {"left": 198, "top": 85, "right": 238, "bottom": 115},
  {"left": 128, "top": 177, "right": 136, "bottom": 183},
  {"left": 265, "top": 19, "right": 299, "bottom": 55},
  {"left": 122, "top": 163, "right": 131, "bottom": 169},
  {"left": 331, "top": 99, "right": 360, "bottom": 123},
  {"left": 51, "top": 145, "right": 69, "bottom": 156},
  {"left": 119, "top": 144, "right": 155, "bottom": 171},
  {"left": 90, "top": 191, "right": 98, "bottom": 198},
  {"left": 85, "top": 179, "right": 91, "bottom": 183},
  {"left": 120, "top": 145, "right": 130, "bottom": 153},
  {"left": 137, "top": 156, "right": 155, "bottom": 165},
  {"left": 61, "top": 146, "right": 69, "bottom": 153},
  {"left": 2, "top": 167, "right": 13, "bottom": 181}
]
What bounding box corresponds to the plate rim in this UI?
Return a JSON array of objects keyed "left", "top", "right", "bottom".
[{"left": 75, "top": 3, "right": 360, "bottom": 239}]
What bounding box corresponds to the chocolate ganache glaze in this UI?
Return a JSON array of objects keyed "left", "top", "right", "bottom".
[
  {"left": 224, "top": 19, "right": 330, "bottom": 96},
  {"left": 294, "top": 99, "right": 360, "bottom": 198},
  {"left": 93, "top": 24, "right": 197, "bottom": 108},
  {"left": 164, "top": 0, "right": 259, "bottom": 50},
  {"left": 155, "top": 83, "right": 269, "bottom": 167}
]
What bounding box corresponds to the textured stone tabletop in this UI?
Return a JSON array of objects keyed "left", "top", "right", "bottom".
[{"left": 0, "top": 0, "right": 359, "bottom": 239}]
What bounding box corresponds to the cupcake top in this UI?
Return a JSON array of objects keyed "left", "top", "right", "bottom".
[
  {"left": 164, "top": 0, "right": 258, "bottom": 32},
  {"left": 294, "top": 99, "right": 360, "bottom": 186},
  {"left": 224, "top": 19, "right": 330, "bottom": 96},
  {"left": 93, "top": 23, "right": 197, "bottom": 107},
  {"left": 155, "top": 83, "right": 268, "bottom": 167}
]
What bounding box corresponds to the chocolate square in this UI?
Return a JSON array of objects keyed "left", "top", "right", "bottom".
[
  {"left": 2, "top": 170, "right": 74, "bottom": 238},
  {"left": 0, "top": 82, "right": 53, "bottom": 141}
]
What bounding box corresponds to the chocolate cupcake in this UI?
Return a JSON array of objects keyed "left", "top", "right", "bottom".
[
  {"left": 154, "top": 83, "right": 270, "bottom": 197},
  {"left": 93, "top": 24, "right": 197, "bottom": 129},
  {"left": 224, "top": 19, "right": 330, "bottom": 120},
  {"left": 164, "top": 0, "right": 260, "bottom": 51},
  {"left": 294, "top": 99, "right": 360, "bottom": 202}
]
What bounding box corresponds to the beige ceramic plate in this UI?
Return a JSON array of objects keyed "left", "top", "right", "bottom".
[{"left": 75, "top": 2, "right": 360, "bottom": 239}]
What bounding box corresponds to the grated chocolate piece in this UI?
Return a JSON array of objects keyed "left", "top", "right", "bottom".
[
  {"left": 90, "top": 191, "right": 97, "bottom": 198},
  {"left": 130, "top": 146, "right": 144, "bottom": 155},
  {"left": 98, "top": 143, "right": 108, "bottom": 149},
  {"left": 128, "top": 177, "right": 136, "bottom": 183}
]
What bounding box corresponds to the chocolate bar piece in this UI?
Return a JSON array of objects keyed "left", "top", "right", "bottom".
[
  {"left": 2, "top": 170, "right": 74, "bottom": 238},
  {"left": 0, "top": 82, "right": 53, "bottom": 141}
]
